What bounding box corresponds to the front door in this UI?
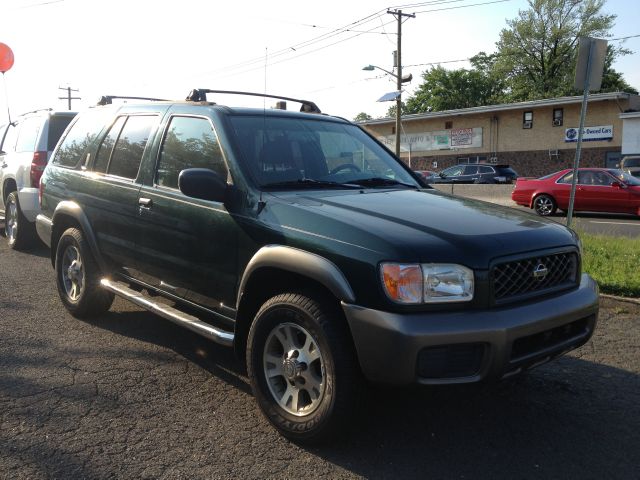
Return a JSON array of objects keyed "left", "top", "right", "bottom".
[{"left": 134, "top": 114, "right": 239, "bottom": 316}]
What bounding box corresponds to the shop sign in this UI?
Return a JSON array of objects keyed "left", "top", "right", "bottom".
[
  {"left": 564, "top": 125, "right": 613, "bottom": 142},
  {"left": 377, "top": 127, "right": 482, "bottom": 152}
]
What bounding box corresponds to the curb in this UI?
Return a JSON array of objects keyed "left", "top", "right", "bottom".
[{"left": 600, "top": 293, "right": 640, "bottom": 305}]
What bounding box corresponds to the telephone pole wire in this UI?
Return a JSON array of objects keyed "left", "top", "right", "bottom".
[
  {"left": 58, "top": 86, "right": 81, "bottom": 110},
  {"left": 387, "top": 9, "right": 415, "bottom": 158}
]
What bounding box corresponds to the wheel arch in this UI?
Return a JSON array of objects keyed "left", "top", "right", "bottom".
[
  {"left": 50, "top": 201, "right": 106, "bottom": 271},
  {"left": 531, "top": 191, "right": 555, "bottom": 208},
  {"left": 233, "top": 246, "right": 356, "bottom": 361}
]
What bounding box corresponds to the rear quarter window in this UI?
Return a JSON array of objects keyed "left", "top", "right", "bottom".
[
  {"left": 53, "top": 110, "right": 110, "bottom": 168},
  {"left": 15, "top": 116, "right": 42, "bottom": 153},
  {"left": 47, "top": 115, "right": 76, "bottom": 151}
]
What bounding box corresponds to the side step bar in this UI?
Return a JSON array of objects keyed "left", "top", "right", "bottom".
[{"left": 100, "top": 278, "right": 234, "bottom": 347}]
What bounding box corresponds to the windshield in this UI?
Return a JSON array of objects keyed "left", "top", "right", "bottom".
[
  {"left": 609, "top": 169, "right": 640, "bottom": 186},
  {"left": 228, "top": 115, "right": 419, "bottom": 189}
]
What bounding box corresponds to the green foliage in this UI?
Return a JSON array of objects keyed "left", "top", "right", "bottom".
[
  {"left": 353, "top": 112, "right": 373, "bottom": 122},
  {"left": 400, "top": 0, "right": 637, "bottom": 114},
  {"left": 403, "top": 60, "right": 506, "bottom": 114},
  {"left": 580, "top": 233, "right": 640, "bottom": 297},
  {"left": 493, "top": 0, "right": 624, "bottom": 101}
]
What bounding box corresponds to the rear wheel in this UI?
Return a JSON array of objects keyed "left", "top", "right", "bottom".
[
  {"left": 247, "top": 292, "right": 361, "bottom": 443},
  {"left": 4, "top": 191, "right": 37, "bottom": 250},
  {"left": 533, "top": 194, "right": 557, "bottom": 216},
  {"left": 55, "top": 227, "right": 114, "bottom": 318}
]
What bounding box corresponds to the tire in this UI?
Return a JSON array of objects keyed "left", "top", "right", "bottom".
[
  {"left": 55, "top": 227, "right": 114, "bottom": 318},
  {"left": 246, "top": 292, "right": 361, "bottom": 443},
  {"left": 4, "top": 191, "right": 37, "bottom": 250},
  {"left": 533, "top": 194, "right": 557, "bottom": 216}
]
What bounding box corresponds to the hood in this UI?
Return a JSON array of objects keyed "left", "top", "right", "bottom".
[{"left": 262, "top": 188, "right": 578, "bottom": 269}]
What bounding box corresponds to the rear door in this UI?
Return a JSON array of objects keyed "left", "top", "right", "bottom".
[
  {"left": 134, "top": 112, "right": 239, "bottom": 314},
  {"left": 80, "top": 113, "right": 159, "bottom": 272}
]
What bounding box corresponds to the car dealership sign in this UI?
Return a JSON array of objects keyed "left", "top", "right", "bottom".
[
  {"left": 565, "top": 125, "right": 613, "bottom": 142},
  {"left": 378, "top": 127, "right": 482, "bottom": 152}
]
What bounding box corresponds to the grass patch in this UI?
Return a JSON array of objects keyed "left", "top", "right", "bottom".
[{"left": 579, "top": 233, "right": 640, "bottom": 298}]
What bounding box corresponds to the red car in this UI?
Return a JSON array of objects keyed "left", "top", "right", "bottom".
[{"left": 512, "top": 168, "right": 640, "bottom": 216}]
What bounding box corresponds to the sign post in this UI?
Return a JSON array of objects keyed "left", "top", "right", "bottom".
[{"left": 567, "top": 37, "right": 607, "bottom": 228}]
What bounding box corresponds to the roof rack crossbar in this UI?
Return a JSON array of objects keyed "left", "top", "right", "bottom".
[
  {"left": 186, "top": 89, "right": 321, "bottom": 114},
  {"left": 97, "top": 95, "right": 169, "bottom": 106}
]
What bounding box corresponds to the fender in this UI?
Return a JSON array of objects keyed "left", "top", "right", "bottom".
[
  {"left": 51, "top": 200, "right": 107, "bottom": 272},
  {"left": 236, "top": 245, "right": 356, "bottom": 308}
]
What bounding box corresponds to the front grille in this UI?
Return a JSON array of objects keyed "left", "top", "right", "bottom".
[
  {"left": 492, "top": 252, "right": 578, "bottom": 303},
  {"left": 417, "top": 343, "right": 485, "bottom": 379}
]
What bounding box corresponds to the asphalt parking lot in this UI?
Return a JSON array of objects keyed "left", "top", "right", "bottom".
[{"left": 1, "top": 240, "right": 639, "bottom": 479}]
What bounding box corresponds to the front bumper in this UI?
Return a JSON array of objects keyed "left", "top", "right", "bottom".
[{"left": 342, "top": 273, "right": 599, "bottom": 385}]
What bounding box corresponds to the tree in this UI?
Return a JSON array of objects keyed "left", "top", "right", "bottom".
[
  {"left": 353, "top": 112, "right": 373, "bottom": 122},
  {"left": 600, "top": 45, "right": 638, "bottom": 93},
  {"left": 493, "top": 0, "right": 626, "bottom": 101}
]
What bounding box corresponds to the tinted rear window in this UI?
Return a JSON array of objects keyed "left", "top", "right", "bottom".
[
  {"left": 623, "top": 158, "right": 640, "bottom": 167},
  {"left": 53, "top": 110, "right": 110, "bottom": 168},
  {"left": 47, "top": 115, "right": 76, "bottom": 150},
  {"left": 496, "top": 167, "right": 517, "bottom": 176}
]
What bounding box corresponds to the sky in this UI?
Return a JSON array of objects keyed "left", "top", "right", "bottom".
[{"left": 0, "top": 0, "right": 638, "bottom": 124}]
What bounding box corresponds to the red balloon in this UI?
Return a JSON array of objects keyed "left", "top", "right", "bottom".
[{"left": 0, "top": 43, "right": 14, "bottom": 73}]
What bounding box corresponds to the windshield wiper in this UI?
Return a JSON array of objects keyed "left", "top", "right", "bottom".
[
  {"left": 347, "top": 177, "right": 419, "bottom": 189},
  {"left": 261, "top": 178, "right": 362, "bottom": 189}
]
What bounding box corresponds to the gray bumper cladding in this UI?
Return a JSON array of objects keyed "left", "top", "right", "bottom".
[{"left": 342, "top": 274, "right": 599, "bottom": 386}]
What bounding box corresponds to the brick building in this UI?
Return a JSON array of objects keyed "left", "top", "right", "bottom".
[{"left": 360, "top": 92, "right": 640, "bottom": 177}]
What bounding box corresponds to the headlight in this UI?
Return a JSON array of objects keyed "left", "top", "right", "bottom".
[{"left": 381, "top": 263, "right": 474, "bottom": 304}]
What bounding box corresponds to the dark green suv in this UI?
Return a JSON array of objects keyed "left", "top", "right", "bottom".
[{"left": 37, "top": 90, "right": 599, "bottom": 442}]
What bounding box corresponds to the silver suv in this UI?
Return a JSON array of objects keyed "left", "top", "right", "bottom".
[{"left": 0, "top": 109, "right": 76, "bottom": 249}]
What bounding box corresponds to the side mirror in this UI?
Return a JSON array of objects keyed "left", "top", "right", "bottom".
[
  {"left": 611, "top": 181, "right": 626, "bottom": 189},
  {"left": 179, "top": 168, "right": 227, "bottom": 202}
]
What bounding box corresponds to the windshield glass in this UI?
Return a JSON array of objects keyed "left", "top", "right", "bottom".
[
  {"left": 228, "top": 115, "right": 419, "bottom": 189},
  {"left": 609, "top": 169, "right": 640, "bottom": 186}
]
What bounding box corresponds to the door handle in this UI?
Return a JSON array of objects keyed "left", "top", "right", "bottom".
[{"left": 138, "top": 197, "right": 153, "bottom": 207}]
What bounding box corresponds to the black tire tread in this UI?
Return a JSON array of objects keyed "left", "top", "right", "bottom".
[{"left": 55, "top": 227, "right": 114, "bottom": 318}]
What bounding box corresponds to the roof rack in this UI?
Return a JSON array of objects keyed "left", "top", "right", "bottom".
[
  {"left": 185, "top": 89, "right": 321, "bottom": 114},
  {"left": 97, "top": 95, "right": 169, "bottom": 106},
  {"left": 19, "top": 108, "right": 53, "bottom": 116}
]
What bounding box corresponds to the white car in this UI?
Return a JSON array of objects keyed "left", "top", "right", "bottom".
[{"left": 0, "top": 109, "right": 77, "bottom": 249}]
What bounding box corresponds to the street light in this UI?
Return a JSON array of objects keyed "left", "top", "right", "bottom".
[{"left": 362, "top": 65, "right": 412, "bottom": 158}]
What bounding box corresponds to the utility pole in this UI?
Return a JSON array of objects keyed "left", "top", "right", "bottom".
[
  {"left": 387, "top": 9, "right": 414, "bottom": 158},
  {"left": 58, "top": 86, "right": 81, "bottom": 111}
]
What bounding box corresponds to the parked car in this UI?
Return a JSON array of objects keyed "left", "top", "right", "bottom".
[
  {"left": 431, "top": 163, "right": 518, "bottom": 184},
  {"left": 0, "top": 109, "right": 77, "bottom": 249},
  {"left": 414, "top": 170, "right": 438, "bottom": 182},
  {"left": 37, "top": 90, "right": 598, "bottom": 442},
  {"left": 620, "top": 155, "right": 640, "bottom": 178},
  {"left": 512, "top": 168, "right": 640, "bottom": 216}
]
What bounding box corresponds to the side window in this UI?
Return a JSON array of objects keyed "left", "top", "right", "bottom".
[
  {"left": 54, "top": 110, "right": 110, "bottom": 168},
  {"left": 558, "top": 172, "right": 573, "bottom": 184},
  {"left": 1, "top": 122, "right": 19, "bottom": 154},
  {"left": 444, "top": 166, "right": 464, "bottom": 176},
  {"left": 107, "top": 116, "right": 155, "bottom": 180},
  {"left": 156, "top": 116, "right": 226, "bottom": 190},
  {"left": 479, "top": 166, "right": 494, "bottom": 174},
  {"left": 93, "top": 116, "right": 127, "bottom": 173},
  {"left": 15, "top": 117, "right": 42, "bottom": 152},
  {"left": 463, "top": 165, "right": 478, "bottom": 175}
]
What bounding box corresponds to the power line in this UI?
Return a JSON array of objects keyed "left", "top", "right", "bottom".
[{"left": 194, "top": 0, "right": 517, "bottom": 83}]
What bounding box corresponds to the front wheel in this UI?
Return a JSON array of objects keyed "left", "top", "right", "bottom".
[
  {"left": 247, "top": 292, "right": 361, "bottom": 443},
  {"left": 533, "top": 194, "right": 557, "bottom": 216},
  {"left": 55, "top": 227, "right": 114, "bottom": 318}
]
